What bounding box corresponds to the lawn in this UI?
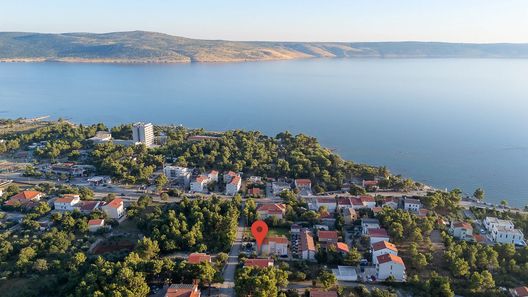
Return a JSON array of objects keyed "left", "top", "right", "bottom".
[{"left": 244, "top": 227, "right": 290, "bottom": 240}]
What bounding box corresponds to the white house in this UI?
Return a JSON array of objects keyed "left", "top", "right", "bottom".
[
  {"left": 484, "top": 217, "right": 526, "bottom": 245},
  {"left": 295, "top": 179, "right": 312, "bottom": 196},
  {"left": 261, "top": 236, "right": 288, "bottom": 256},
  {"left": 256, "top": 203, "right": 286, "bottom": 220},
  {"left": 332, "top": 266, "right": 358, "bottom": 281},
  {"left": 360, "top": 196, "right": 376, "bottom": 208},
  {"left": 54, "top": 194, "right": 81, "bottom": 211},
  {"left": 300, "top": 229, "right": 316, "bottom": 260},
  {"left": 225, "top": 175, "right": 241, "bottom": 196},
  {"left": 376, "top": 254, "right": 406, "bottom": 281},
  {"left": 163, "top": 166, "right": 192, "bottom": 188},
  {"left": 223, "top": 171, "right": 238, "bottom": 183},
  {"left": 382, "top": 197, "right": 399, "bottom": 209},
  {"left": 450, "top": 221, "right": 473, "bottom": 240},
  {"left": 402, "top": 197, "right": 421, "bottom": 212},
  {"left": 88, "top": 219, "right": 105, "bottom": 232},
  {"left": 316, "top": 197, "right": 337, "bottom": 212},
  {"left": 101, "top": 198, "right": 125, "bottom": 219},
  {"left": 361, "top": 218, "right": 381, "bottom": 235},
  {"left": 190, "top": 175, "right": 209, "bottom": 193},
  {"left": 207, "top": 170, "right": 219, "bottom": 182},
  {"left": 371, "top": 241, "right": 398, "bottom": 264},
  {"left": 367, "top": 228, "right": 390, "bottom": 244}
]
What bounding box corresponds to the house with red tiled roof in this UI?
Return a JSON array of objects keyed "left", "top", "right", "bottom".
[
  {"left": 511, "top": 286, "right": 528, "bottom": 297},
  {"left": 350, "top": 197, "right": 364, "bottom": 209},
  {"left": 256, "top": 203, "right": 287, "bottom": 220},
  {"left": 318, "top": 230, "right": 338, "bottom": 245},
  {"left": 381, "top": 197, "right": 399, "bottom": 209},
  {"left": 78, "top": 200, "right": 101, "bottom": 214},
  {"left": 360, "top": 195, "right": 376, "bottom": 208},
  {"left": 247, "top": 187, "right": 261, "bottom": 197},
  {"left": 165, "top": 283, "right": 201, "bottom": 297},
  {"left": 372, "top": 241, "right": 398, "bottom": 264},
  {"left": 309, "top": 289, "right": 338, "bottom": 297},
  {"left": 261, "top": 236, "right": 288, "bottom": 256},
  {"left": 54, "top": 194, "right": 81, "bottom": 211},
  {"left": 223, "top": 171, "right": 238, "bottom": 183},
  {"left": 244, "top": 258, "right": 274, "bottom": 268},
  {"left": 225, "top": 175, "right": 241, "bottom": 196},
  {"left": 300, "top": 229, "right": 316, "bottom": 260},
  {"left": 450, "top": 221, "right": 473, "bottom": 240},
  {"left": 4, "top": 191, "right": 43, "bottom": 208},
  {"left": 315, "top": 197, "right": 337, "bottom": 212},
  {"left": 376, "top": 254, "right": 406, "bottom": 281},
  {"left": 188, "top": 253, "right": 212, "bottom": 265},
  {"left": 367, "top": 228, "right": 390, "bottom": 244},
  {"left": 88, "top": 219, "right": 105, "bottom": 232},
  {"left": 362, "top": 180, "right": 379, "bottom": 188},
  {"left": 329, "top": 242, "right": 349, "bottom": 254},
  {"left": 101, "top": 198, "right": 124, "bottom": 219}
]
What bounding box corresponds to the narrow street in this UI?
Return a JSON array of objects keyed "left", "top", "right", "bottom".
[{"left": 216, "top": 215, "right": 245, "bottom": 297}]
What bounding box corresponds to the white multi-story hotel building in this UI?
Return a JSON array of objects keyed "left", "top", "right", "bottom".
[{"left": 132, "top": 122, "right": 154, "bottom": 147}]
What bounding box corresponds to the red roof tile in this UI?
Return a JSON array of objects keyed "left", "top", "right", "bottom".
[
  {"left": 368, "top": 228, "right": 389, "bottom": 238},
  {"left": 105, "top": 198, "right": 123, "bottom": 209},
  {"left": 295, "top": 179, "right": 312, "bottom": 186},
  {"left": 188, "top": 253, "right": 211, "bottom": 264},
  {"left": 318, "top": 230, "right": 338, "bottom": 241},
  {"left": 372, "top": 241, "right": 398, "bottom": 252},
  {"left": 513, "top": 287, "right": 528, "bottom": 297},
  {"left": 245, "top": 258, "right": 273, "bottom": 268},
  {"left": 377, "top": 253, "right": 405, "bottom": 266},
  {"left": 263, "top": 236, "right": 288, "bottom": 245},
  {"left": 88, "top": 219, "right": 104, "bottom": 225},
  {"left": 11, "top": 191, "right": 42, "bottom": 200}
]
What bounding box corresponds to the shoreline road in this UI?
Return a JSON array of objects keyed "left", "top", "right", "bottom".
[{"left": 217, "top": 215, "right": 245, "bottom": 297}]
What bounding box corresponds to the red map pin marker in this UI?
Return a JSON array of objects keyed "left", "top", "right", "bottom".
[{"left": 251, "top": 220, "right": 268, "bottom": 251}]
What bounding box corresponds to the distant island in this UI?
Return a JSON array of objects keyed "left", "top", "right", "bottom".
[{"left": 1, "top": 31, "right": 528, "bottom": 63}]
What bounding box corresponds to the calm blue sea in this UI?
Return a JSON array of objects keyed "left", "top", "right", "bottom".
[{"left": 1, "top": 59, "right": 527, "bottom": 207}]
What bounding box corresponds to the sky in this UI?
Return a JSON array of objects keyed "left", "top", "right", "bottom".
[{"left": 2, "top": 0, "right": 528, "bottom": 43}]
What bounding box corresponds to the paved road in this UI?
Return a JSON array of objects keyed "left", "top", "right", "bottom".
[{"left": 215, "top": 216, "right": 245, "bottom": 297}]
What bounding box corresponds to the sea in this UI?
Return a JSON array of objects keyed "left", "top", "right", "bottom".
[{"left": 0, "top": 58, "right": 527, "bottom": 207}]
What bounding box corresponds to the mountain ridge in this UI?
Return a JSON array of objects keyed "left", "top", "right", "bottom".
[{"left": 2, "top": 31, "right": 528, "bottom": 63}]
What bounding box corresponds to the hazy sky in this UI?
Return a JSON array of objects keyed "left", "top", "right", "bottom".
[{"left": 2, "top": 0, "right": 528, "bottom": 43}]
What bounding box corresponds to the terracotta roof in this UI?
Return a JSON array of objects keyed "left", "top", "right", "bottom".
[
  {"left": 363, "top": 180, "right": 379, "bottom": 186},
  {"left": 377, "top": 253, "right": 405, "bottom": 266},
  {"left": 225, "top": 171, "right": 237, "bottom": 177},
  {"left": 383, "top": 197, "right": 399, "bottom": 204},
  {"left": 209, "top": 170, "right": 218, "bottom": 176},
  {"left": 453, "top": 222, "right": 473, "bottom": 229},
  {"left": 245, "top": 258, "right": 273, "bottom": 268},
  {"left": 105, "top": 198, "right": 123, "bottom": 209},
  {"left": 188, "top": 253, "right": 211, "bottom": 264},
  {"left": 295, "top": 179, "right": 312, "bottom": 186},
  {"left": 11, "top": 191, "right": 42, "bottom": 200},
  {"left": 195, "top": 175, "right": 208, "bottom": 183},
  {"left": 372, "top": 207, "right": 383, "bottom": 213},
  {"left": 318, "top": 230, "right": 338, "bottom": 241},
  {"left": 350, "top": 197, "right": 363, "bottom": 205},
  {"left": 88, "top": 219, "right": 104, "bottom": 225},
  {"left": 55, "top": 196, "right": 78, "bottom": 203},
  {"left": 473, "top": 234, "right": 486, "bottom": 243},
  {"left": 513, "top": 287, "right": 528, "bottom": 297},
  {"left": 337, "top": 197, "right": 352, "bottom": 205},
  {"left": 229, "top": 175, "right": 241, "bottom": 185},
  {"left": 80, "top": 201, "right": 100, "bottom": 211},
  {"left": 301, "top": 229, "right": 316, "bottom": 252},
  {"left": 165, "top": 284, "right": 200, "bottom": 297},
  {"left": 372, "top": 241, "right": 398, "bottom": 252},
  {"left": 5, "top": 198, "right": 37, "bottom": 206},
  {"left": 248, "top": 188, "right": 261, "bottom": 195},
  {"left": 335, "top": 242, "right": 349, "bottom": 253},
  {"left": 317, "top": 197, "right": 335, "bottom": 204},
  {"left": 310, "top": 289, "right": 338, "bottom": 297},
  {"left": 257, "top": 203, "right": 286, "bottom": 214},
  {"left": 360, "top": 195, "right": 375, "bottom": 203},
  {"left": 367, "top": 228, "right": 389, "bottom": 238},
  {"left": 264, "top": 236, "right": 288, "bottom": 245}
]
